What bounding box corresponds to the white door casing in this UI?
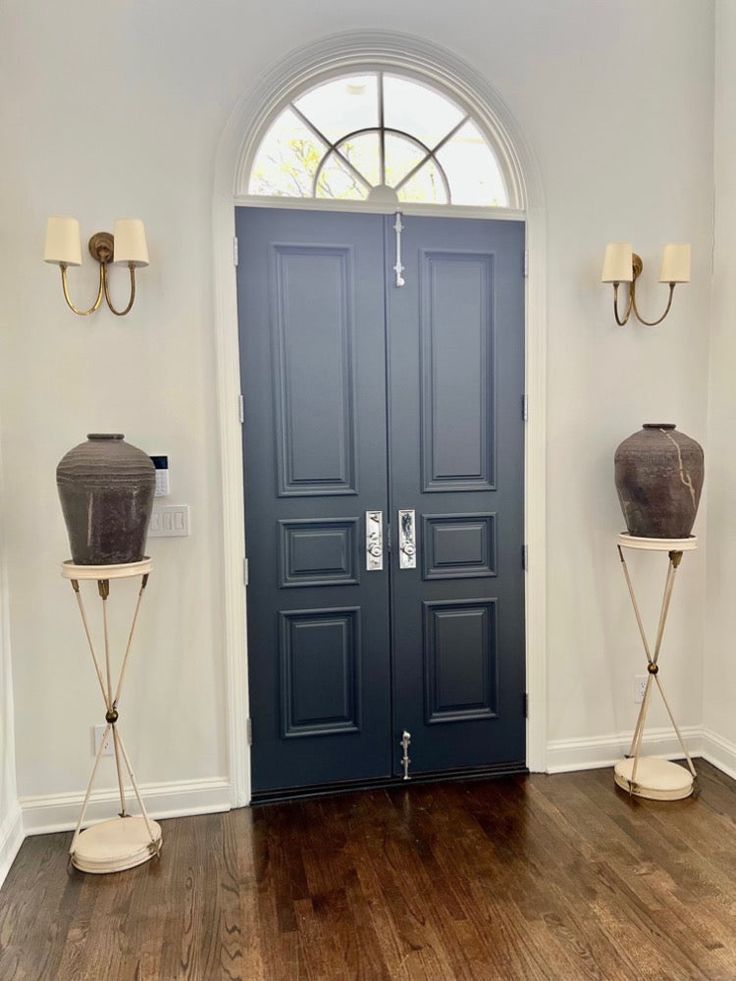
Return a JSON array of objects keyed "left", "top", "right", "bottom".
[{"left": 212, "top": 30, "right": 547, "bottom": 806}]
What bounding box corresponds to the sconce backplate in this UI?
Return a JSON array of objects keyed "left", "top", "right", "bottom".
[
  {"left": 88, "top": 232, "right": 114, "bottom": 265},
  {"left": 632, "top": 253, "right": 643, "bottom": 281}
]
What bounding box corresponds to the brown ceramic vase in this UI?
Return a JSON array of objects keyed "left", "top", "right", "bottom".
[
  {"left": 57, "top": 434, "right": 155, "bottom": 565},
  {"left": 614, "top": 424, "right": 704, "bottom": 539}
]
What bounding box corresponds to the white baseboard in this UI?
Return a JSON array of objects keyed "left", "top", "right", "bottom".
[
  {"left": 0, "top": 802, "right": 24, "bottom": 889},
  {"left": 21, "top": 776, "right": 232, "bottom": 836},
  {"left": 701, "top": 728, "right": 736, "bottom": 781},
  {"left": 546, "top": 725, "right": 703, "bottom": 774}
]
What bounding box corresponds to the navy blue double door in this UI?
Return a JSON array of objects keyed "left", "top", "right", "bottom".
[{"left": 237, "top": 207, "right": 525, "bottom": 799}]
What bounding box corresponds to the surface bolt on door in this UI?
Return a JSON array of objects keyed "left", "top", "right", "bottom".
[{"left": 400, "top": 730, "right": 412, "bottom": 780}]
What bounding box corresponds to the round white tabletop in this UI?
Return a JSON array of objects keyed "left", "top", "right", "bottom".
[
  {"left": 617, "top": 533, "right": 697, "bottom": 552},
  {"left": 61, "top": 557, "right": 152, "bottom": 580}
]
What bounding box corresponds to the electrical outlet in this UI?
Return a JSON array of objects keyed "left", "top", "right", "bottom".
[
  {"left": 93, "top": 724, "right": 114, "bottom": 757},
  {"left": 633, "top": 675, "right": 648, "bottom": 704}
]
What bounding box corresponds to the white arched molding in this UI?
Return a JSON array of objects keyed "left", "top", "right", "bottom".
[{"left": 213, "top": 31, "right": 548, "bottom": 806}]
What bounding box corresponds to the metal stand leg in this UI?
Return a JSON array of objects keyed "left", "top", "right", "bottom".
[
  {"left": 66, "top": 570, "right": 161, "bottom": 870},
  {"left": 615, "top": 545, "right": 696, "bottom": 799}
]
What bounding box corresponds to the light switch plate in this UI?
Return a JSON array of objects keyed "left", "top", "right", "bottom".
[{"left": 149, "top": 504, "right": 190, "bottom": 538}]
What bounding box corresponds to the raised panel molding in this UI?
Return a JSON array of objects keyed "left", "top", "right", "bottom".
[
  {"left": 420, "top": 250, "right": 496, "bottom": 493},
  {"left": 279, "top": 608, "right": 361, "bottom": 737},
  {"left": 278, "top": 518, "right": 359, "bottom": 587},
  {"left": 422, "top": 513, "right": 497, "bottom": 580},
  {"left": 273, "top": 244, "right": 357, "bottom": 496},
  {"left": 423, "top": 599, "right": 498, "bottom": 724}
]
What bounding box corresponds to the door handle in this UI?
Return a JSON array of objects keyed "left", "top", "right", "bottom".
[
  {"left": 366, "top": 510, "right": 383, "bottom": 571},
  {"left": 398, "top": 509, "right": 416, "bottom": 569}
]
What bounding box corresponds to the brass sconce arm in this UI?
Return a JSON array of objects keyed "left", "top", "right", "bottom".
[
  {"left": 60, "top": 263, "right": 105, "bottom": 317},
  {"left": 612, "top": 283, "right": 633, "bottom": 326},
  {"left": 103, "top": 264, "right": 137, "bottom": 317},
  {"left": 631, "top": 282, "right": 676, "bottom": 327}
]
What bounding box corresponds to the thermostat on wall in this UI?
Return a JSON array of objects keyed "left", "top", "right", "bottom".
[{"left": 150, "top": 455, "right": 170, "bottom": 497}]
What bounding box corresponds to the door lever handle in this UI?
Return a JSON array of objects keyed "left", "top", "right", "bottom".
[
  {"left": 398, "top": 509, "right": 416, "bottom": 569},
  {"left": 366, "top": 510, "right": 383, "bottom": 571}
]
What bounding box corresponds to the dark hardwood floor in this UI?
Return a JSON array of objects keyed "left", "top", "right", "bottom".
[{"left": 2, "top": 761, "right": 736, "bottom": 979}]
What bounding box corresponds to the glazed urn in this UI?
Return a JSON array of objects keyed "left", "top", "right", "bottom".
[
  {"left": 57, "top": 434, "right": 155, "bottom": 565},
  {"left": 614, "top": 424, "right": 704, "bottom": 539}
]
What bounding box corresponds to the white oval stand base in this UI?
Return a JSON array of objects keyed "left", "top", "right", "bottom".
[
  {"left": 71, "top": 816, "right": 162, "bottom": 874},
  {"left": 614, "top": 757, "right": 693, "bottom": 801}
]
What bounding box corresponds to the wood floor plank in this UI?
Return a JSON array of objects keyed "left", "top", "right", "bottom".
[{"left": 3, "top": 763, "right": 736, "bottom": 979}]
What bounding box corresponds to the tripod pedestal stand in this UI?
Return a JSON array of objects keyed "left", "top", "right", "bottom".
[
  {"left": 62, "top": 557, "right": 162, "bottom": 873},
  {"left": 614, "top": 534, "right": 698, "bottom": 801}
]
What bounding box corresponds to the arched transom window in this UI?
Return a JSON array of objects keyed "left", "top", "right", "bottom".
[{"left": 248, "top": 72, "right": 509, "bottom": 207}]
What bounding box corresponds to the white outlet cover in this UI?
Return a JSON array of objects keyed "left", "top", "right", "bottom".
[
  {"left": 93, "top": 724, "right": 115, "bottom": 757},
  {"left": 633, "top": 675, "right": 648, "bottom": 704}
]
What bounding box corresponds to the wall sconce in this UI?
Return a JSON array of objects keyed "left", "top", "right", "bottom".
[
  {"left": 601, "top": 242, "right": 690, "bottom": 326},
  {"left": 44, "top": 217, "right": 149, "bottom": 317}
]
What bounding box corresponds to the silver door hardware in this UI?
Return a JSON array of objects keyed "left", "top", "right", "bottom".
[
  {"left": 239, "top": 394, "right": 245, "bottom": 423},
  {"left": 398, "top": 509, "right": 416, "bottom": 569},
  {"left": 393, "top": 212, "right": 405, "bottom": 287},
  {"left": 522, "top": 544, "right": 528, "bottom": 571},
  {"left": 400, "top": 730, "right": 412, "bottom": 780},
  {"left": 521, "top": 394, "right": 528, "bottom": 422},
  {"left": 366, "top": 510, "right": 384, "bottom": 571},
  {"left": 233, "top": 236, "right": 239, "bottom": 267}
]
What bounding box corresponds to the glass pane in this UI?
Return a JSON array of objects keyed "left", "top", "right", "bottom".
[
  {"left": 295, "top": 74, "right": 379, "bottom": 144},
  {"left": 436, "top": 120, "right": 509, "bottom": 206},
  {"left": 248, "top": 107, "right": 326, "bottom": 197},
  {"left": 337, "top": 132, "right": 381, "bottom": 187},
  {"left": 316, "top": 152, "right": 368, "bottom": 200},
  {"left": 384, "top": 132, "right": 426, "bottom": 188},
  {"left": 397, "top": 159, "right": 448, "bottom": 204},
  {"left": 383, "top": 74, "right": 464, "bottom": 150}
]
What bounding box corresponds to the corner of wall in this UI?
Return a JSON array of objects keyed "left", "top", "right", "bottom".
[{"left": 0, "top": 420, "right": 23, "bottom": 891}]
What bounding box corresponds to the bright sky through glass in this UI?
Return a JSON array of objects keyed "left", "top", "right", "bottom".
[{"left": 249, "top": 72, "right": 508, "bottom": 207}]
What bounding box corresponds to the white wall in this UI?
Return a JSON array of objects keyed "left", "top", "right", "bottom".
[
  {"left": 0, "top": 0, "right": 715, "bottom": 812},
  {"left": 704, "top": 0, "right": 736, "bottom": 772}
]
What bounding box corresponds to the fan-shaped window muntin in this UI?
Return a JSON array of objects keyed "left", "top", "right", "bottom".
[{"left": 248, "top": 72, "right": 509, "bottom": 208}]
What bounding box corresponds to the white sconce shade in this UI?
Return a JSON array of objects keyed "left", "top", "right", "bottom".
[
  {"left": 659, "top": 244, "right": 691, "bottom": 283},
  {"left": 44, "top": 216, "right": 82, "bottom": 266},
  {"left": 601, "top": 243, "right": 634, "bottom": 283},
  {"left": 113, "top": 219, "right": 149, "bottom": 267}
]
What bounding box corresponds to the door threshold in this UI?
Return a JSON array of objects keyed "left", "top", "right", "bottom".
[{"left": 251, "top": 760, "right": 528, "bottom": 805}]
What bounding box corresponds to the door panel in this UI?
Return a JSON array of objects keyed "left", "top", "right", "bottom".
[
  {"left": 237, "top": 208, "right": 392, "bottom": 795},
  {"left": 386, "top": 216, "right": 525, "bottom": 776},
  {"left": 237, "top": 206, "right": 525, "bottom": 796}
]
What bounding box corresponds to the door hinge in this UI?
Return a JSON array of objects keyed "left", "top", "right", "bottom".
[
  {"left": 239, "top": 394, "right": 244, "bottom": 423},
  {"left": 243, "top": 557, "right": 249, "bottom": 586},
  {"left": 523, "top": 692, "right": 529, "bottom": 718},
  {"left": 523, "top": 250, "right": 529, "bottom": 277},
  {"left": 521, "top": 394, "right": 529, "bottom": 422},
  {"left": 522, "top": 544, "right": 528, "bottom": 571},
  {"left": 386, "top": 524, "right": 392, "bottom": 553},
  {"left": 233, "top": 236, "right": 239, "bottom": 267},
  {"left": 247, "top": 717, "right": 253, "bottom": 745}
]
